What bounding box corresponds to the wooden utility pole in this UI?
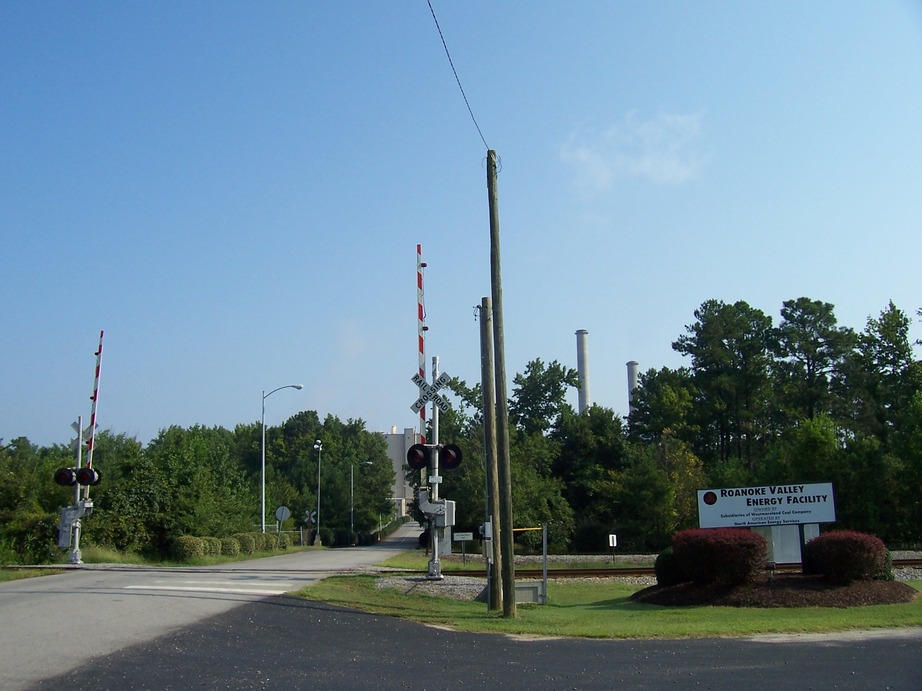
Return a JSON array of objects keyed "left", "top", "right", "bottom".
[
  {"left": 487, "top": 149, "right": 516, "bottom": 618},
  {"left": 479, "top": 296, "right": 502, "bottom": 611}
]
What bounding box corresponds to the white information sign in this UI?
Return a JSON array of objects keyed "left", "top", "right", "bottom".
[
  {"left": 454, "top": 532, "right": 474, "bottom": 541},
  {"left": 697, "top": 482, "right": 836, "bottom": 529}
]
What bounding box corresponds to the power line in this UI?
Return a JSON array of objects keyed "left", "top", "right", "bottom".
[{"left": 427, "top": 0, "right": 489, "bottom": 150}]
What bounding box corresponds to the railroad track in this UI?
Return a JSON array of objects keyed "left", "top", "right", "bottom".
[{"left": 432, "top": 557, "right": 922, "bottom": 579}]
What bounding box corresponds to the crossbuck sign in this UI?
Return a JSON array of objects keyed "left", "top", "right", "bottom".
[{"left": 410, "top": 372, "right": 450, "bottom": 414}]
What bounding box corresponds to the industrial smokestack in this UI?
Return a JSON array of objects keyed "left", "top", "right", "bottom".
[
  {"left": 576, "top": 330, "right": 590, "bottom": 414},
  {"left": 626, "top": 361, "right": 640, "bottom": 414}
]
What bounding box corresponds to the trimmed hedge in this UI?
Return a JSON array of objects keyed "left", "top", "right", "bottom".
[
  {"left": 654, "top": 546, "right": 688, "bottom": 586},
  {"left": 202, "top": 537, "right": 222, "bottom": 557},
  {"left": 220, "top": 537, "right": 241, "bottom": 556},
  {"left": 803, "top": 530, "right": 889, "bottom": 584},
  {"left": 172, "top": 535, "right": 205, "bottom": 560},
  {"left": 234, "top": 533, "right": 257, "bottom": 554},
  {"left": 671, "top": 528, "right": 768, "bottom": 585},
  {"left": 171, "top": 532, "right": 298, "bottom": 562}
]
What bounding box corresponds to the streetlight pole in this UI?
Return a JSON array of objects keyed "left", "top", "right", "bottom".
[
  {"left": 313, "top": 439, "right": 323, "bottom": 546},
  {"left": 261, "top": 384, "right": 303, "bottom": 533}
]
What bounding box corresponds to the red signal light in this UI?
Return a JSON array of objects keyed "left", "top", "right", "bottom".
[
  {"left": 406, "top": 444, "right": 430, "bottom": 470},
  {"left": 75, "top": 466, "right": 101, "bottom": 486},
  {"left": 54, "top": 467, "right": 78, "bottom": 486},
  {"left": 441, "top": 444, "right": 462, "bottom": 471}
]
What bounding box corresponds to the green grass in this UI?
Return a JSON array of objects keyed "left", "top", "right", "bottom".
[
  {"left": 0, "top": 568, "right": 64, "bottom": 583},
  {"left": 79, "top": 544, "right": 311, "bottom": 567},
  {"left": 298, "top": 576, "right": 922, "bottom": 640},
  {"left": 81, "top": 546, "right": 150, "bottom": 565}
]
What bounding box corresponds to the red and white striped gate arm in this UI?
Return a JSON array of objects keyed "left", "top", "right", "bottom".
[
  {"left": 417, "top": 244, "right": 427, "bottom": 443},
  {"left": 85, "top": 330, "right": 104, "bottom": 469}
]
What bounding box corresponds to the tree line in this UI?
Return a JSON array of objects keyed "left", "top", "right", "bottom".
[
  {"left": 0, "top": 412, "right": 396, "bottom": 563},
  {"left": 430, "top": 298, "right": 921, "bottom": 553},
  {"left": 2, "top": 297, "right": 920, "bottom": 564}
]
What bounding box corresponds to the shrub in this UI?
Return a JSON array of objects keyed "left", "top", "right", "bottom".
[
  {"left": 220, "top": 538, "right": 240, "bottom": 556},
  {"left": 803, "top": 530, "right": 888, "bottom": 584},
  {"left": 202, "top": 537, "right": 222, "bottom": 557},
  {"left": 234, "top": 533, "right": 257, "bottom": 554},
  {"left": 172, "top": 536, "right": 205, "bottom": 561},
  {"left": 319, "top": 526, "right": 334, "bottom": 547},
  {"left": 276, "top": 533, "right": 290, "bottom": 549},
  {"left": 671, "top": 528, "right": 767, "bottom": 585},
  {"left": 654, "top": 546, "right": 688, "bottom": 586},
  {"left": 257, "top": 533, "right": 276, "bottom": 551},
  {"left": 333, "top": 528, "right": 352, "bottom": 548},
  {"left": 879, "top": 550, "right": 895, "bottom": 582}
]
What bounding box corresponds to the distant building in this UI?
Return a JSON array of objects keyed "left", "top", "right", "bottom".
[{"left": 383, "top": 426, "right": 417, "bottom": 517}]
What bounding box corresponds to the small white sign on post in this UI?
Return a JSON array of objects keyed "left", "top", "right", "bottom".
[
  {"left": 608, "top": 534, "right": 617, "bottom": 548},
  {"left": 453, "top": 531, "right": 474, "bottom": 564}
]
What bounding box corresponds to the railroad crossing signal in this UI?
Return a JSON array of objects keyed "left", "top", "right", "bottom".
[
  {"left": 405, "top": 443, "right": 462, "bottom": 471},
  {"left": 54, "top": 467, "right": 101, "bottom": 486}
]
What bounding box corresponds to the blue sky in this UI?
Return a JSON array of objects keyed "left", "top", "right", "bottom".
[{"left": 3, "top": 2, "right": 921, "bottom": 448}]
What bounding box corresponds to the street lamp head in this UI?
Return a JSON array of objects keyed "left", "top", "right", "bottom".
[
  {"left": 313, "top": 440, "right": 322, "bottom": 451},
  {"left": 294, "top": 384, "right": 304, "bottom": 390}
]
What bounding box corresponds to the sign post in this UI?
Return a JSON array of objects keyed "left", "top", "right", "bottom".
[
  {"left": 454, "top": 531, "right": 474, "bottom": 564},
  {"left": 409, "top": 368, "right": 455, "bottom": 579}
]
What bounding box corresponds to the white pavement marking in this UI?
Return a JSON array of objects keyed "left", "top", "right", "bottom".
[{"left": 124, "top": 585, "right": 293, "bottom": 596}]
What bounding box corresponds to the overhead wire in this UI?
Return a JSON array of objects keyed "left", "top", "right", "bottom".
[{"left": 426, "top": 0, "right": 489, "bottom": 151}]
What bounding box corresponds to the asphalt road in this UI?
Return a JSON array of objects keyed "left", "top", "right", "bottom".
[
  {"left": 4, "top": 524, "right": 922, "bottom": 690},
  {"left": 30, "top": 598, "right": 922, "bottom": 690},
  {"left": 1, "top": 524, "right": 421, "bottom": 689}
]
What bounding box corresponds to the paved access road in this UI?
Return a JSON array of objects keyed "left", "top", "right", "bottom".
[
  {"left": 32, "top": 598, "right": 922, "bottom": 690},
  {"left": 4, "top": 523, "right": 922, "bottom": 690},
  {"left": 0, "top": 524, "right": 421, "bottom": 689}
]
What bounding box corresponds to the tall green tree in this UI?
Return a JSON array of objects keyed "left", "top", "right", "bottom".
[
  {"left": 627, "top": 366, "right": 697, "bottom": 445},
  {"left": 772, "top": 298, "right": 855, "bottom": 423},
  {"left": 143, "top": 425, "right": 255, "bottom": 545},
  {"left": 509, "top": 359, "right": 579, "bottom": 435},
  {"left": 841, "top": 301, "right": 917, "bottom": 446},
  {"left": 673, "top": 299, "right": 774, "bottom": 470},
  {"left": 81, "top": 432, "right": 152, "bottom": 553},
  {"left": 0, "top": 438, "right": 71, "bottom": 563}
]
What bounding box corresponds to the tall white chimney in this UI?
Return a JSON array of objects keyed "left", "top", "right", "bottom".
[
  {"left": 626, "top": 360, "right": 640, "bottom": 414},
  {"left": 576, "top": 329, "right": 590, "bottom": 414}
]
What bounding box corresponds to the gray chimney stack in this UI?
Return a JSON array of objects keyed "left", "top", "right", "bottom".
[
  {"left": 576, "top": 330, "right": 590, "bottom": 414},
  {"left": 626, "top": 360, "right": 640, "bottom": 414}
]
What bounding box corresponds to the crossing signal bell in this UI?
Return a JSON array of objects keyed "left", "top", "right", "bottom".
[{"left": 54, "top": 467, "right": 101, "bottom": 487}]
